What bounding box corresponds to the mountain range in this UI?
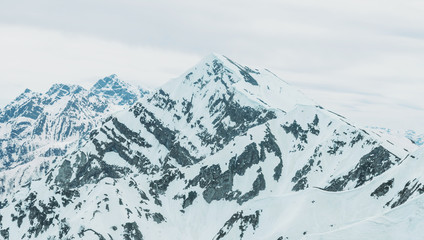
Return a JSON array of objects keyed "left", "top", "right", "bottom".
[
  {"left": 0, "top": 54, "right": 423, "bottom": 240},
  {"left": 0, "top": 74, "right": 147, "bottom": 194}
]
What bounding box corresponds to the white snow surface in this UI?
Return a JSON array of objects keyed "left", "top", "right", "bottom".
[{"left": 0, "top": 54, "right": 423, "bottom": 240}]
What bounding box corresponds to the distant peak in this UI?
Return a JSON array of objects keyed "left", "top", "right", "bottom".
[
  {"left": 46, "top": 83, "right": 85, "bottom": 97},
  {"left": 13, "top": 88, "right": 39, "bottom": 102},
  {"left": 91, "top": 74, "right": 124, "bottom": 90},
  {"left": 89, "top": 74, "right": 144, "bottom": 105},
  {"left": 103, "top": 74, "right": 118, "bottom": 82},
  {"left": 198, "top": 53, "right": 232, "bottom": 67}
]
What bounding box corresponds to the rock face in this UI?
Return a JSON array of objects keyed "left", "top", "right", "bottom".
[
  {"left": 0, "top": 75, "right": 147, "bottom": 194},
  {"left": 0, "top": 54, "right": 424, "bottom": 240}
]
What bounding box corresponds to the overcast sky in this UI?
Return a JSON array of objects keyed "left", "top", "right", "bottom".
[{"left": 0, "top": 0, "right": 423, "bottom": 132}]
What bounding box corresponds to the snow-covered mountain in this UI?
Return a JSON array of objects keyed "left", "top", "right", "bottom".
[
  {"left": 0, "top": 54, "right": 423, "bottom": 240},
  {"left": 367, "top": 127, "right": 424, "bottom": 147},
  {"left": 89, "top": 74, "right": 146, "bottom": 106},
  {"left": 0, "top": 75, "right": 147, "bottom": 194},
  {"left": 405, "top": 130, "right": 424, "bottom": 146}
]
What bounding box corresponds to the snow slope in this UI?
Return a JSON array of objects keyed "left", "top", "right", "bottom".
[
  {"left": 367, "top": 126, "right": 424, "bottom": 147},
  {"left": 0, "top": 54, "right": 422, "bottom": 240}
]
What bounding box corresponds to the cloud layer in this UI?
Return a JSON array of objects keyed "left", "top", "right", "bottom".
[{"left": 0, "top": 0, "right": 423, "bottom": 132}]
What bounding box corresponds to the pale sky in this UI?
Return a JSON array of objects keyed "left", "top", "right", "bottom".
[{"left": 0, "top": 0, "right": 423, "bottom": 132}]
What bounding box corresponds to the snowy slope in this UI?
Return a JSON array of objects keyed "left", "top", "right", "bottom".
[
  {"left": 405, "top": 130, "right": 424, "bottom": 146},
  {"left": 0, "top": 54, "right": 422, "bottom": 240},
  {"left": 0, "top": 75, "right": 147, "bottom": 194},
  {"left": 367, "top": 126, "right": 424, "bottom": 147}
]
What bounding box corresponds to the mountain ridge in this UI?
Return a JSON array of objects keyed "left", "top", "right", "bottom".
[
  {"left": 0, "top": 75, "right": 147, "bottom": 195},
  {"left": 0, "top": 54, "right": 423, "bottom": 239}
]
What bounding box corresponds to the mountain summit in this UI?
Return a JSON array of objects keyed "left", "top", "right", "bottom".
[
  {"left": 163, "top": 53, "right": 315, "bottom": 111},
  {"left": 90, "top": 74, "right": 147, "bottom": 106},
  {"left": 0, "top": 55, "right": 423, "bottom": 240}
]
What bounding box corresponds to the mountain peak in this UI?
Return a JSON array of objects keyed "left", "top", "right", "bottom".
[
  {"left": 201, "top": 52, "right": 228, "bottom": 63},
  {"left": 89, "top": 74, "right": 144, "bottom": 106},
  {"left": 92, "top": 74, "right": 120, "bottom": 89},
  {"left": 164, "top": 54, "right": 315, "bottom": 112},
  {"left": 172, "top": 53, "right": 261, "bottom": 89},
  {"left": 11, "top": 88, "right": 41, "bottom": 105},
  {"left": 46, "top": 83, "right": 85, "bottom": 97},
  {"left": 2, "top": 54, "right": 423, "bottom": 239}
]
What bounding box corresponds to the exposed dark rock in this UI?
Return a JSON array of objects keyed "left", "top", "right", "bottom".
[
  {"left": 60, "top": 189, "right": 79, "bottom": 207},
  {"left": 214, "top": 210, "right": 261, "bottom": 240},
  {"left": 259, "top": 126, "right": 282, "bottom": 160},
  {"left": 371, "top": 179, "right": 394, "bottom": 198},
  {"left": 201, "top": 92, "right": 276, "bottom": 150},
  {"left": 166, "top": 142, "right": 202, "bottom": 167},
  {"left": 131, "top": 103, "right": 177, "bottom": 150},
  {"left": 43, "top": 148, "right": 66, "bottom": 157},
  {"left": 0, "top": 228, "right": 9, "bottom": 240},
  {"left": 229, "top": 143, "right": 261, "bottom": 176},
  {"left": 149, "top": 167, "right": 184, "bottom": 200},
  {"left": 187, "top": 164, "right": 237, "bottom": 203},
  {"left": 122, "top": 222, "right": 143, "bottom": 240},
  {"left": 111, "top": 118, "right": 152, "bottom": 148},
  {"left": 201, "top": 170, "right": 236, "bottom": 204},
  {"left": 292, "top": 161, "right": 313, "bottom": 185},
  {"left": 55, "top": 160, "right": 73, "bottom": 186},
  {"left": 350, "top": 132, "right": 364, "bottom": 147},
  {"left": 237, "top": 173, "right": 266, "bottom": 204},
  {"left": 292, "top": 177, "right": 308, "bottom": 192},
  {"left": 128, "top": 179, "right": 149, "bottom": 201},
  {"left": 152, "top": 213, "right": 165, "bottom": 224},
  {"left": 182, "top": 97, "right": 194, "bottom": 122},
  {"left": 59, "top": 218, "right": 70, "bottom": 239},
  {"left": 327, "top": 140, "right": 346, "bottom": 155},
  {"left": 273, "top": 160, "right": 283, "bottom": 181},
  {"left": 325, "top": 146, "right": 400, "bottom": 191},
  {"left": 188, "top": 153, "right": 267, "bottom": 205},
  {"left": 291, "top": 146, "right": 322, "bottom": 191},
  {"left": 9, "top": 192, "right": 60, "bottom": 238},
  {"left": 224, "top": 57, "right": 259, "bottom": 86},
  {"left": 147, "top": 89, "right": 176, "bottom": 111},
  {"left": 283, "top": 120, "right": 308, "bottom": 144},
  {"left": 307, "top": 115, "right": 320, "bottom": 135},
  {"left": 389, "top": 181, "right": 424, "bottom": 208},
  {"left": 182, "top": 191, "right": 198, "bottom": 209}
]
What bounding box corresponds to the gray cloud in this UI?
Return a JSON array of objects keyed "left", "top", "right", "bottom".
[{"left": 0, "top": 0, "right": 423, "bottom": 132}]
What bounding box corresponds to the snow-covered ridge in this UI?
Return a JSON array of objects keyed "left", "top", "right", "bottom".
[
  {"left": 0, "top": 75, "right": 147, "bottom": 194},
  {"left": 164, "top": 53, "right": 315, "bottom": 112},
  {"left": 0, "top": 54, "right": 423, "bottom": 239},
  {"left": 367, "top": 126, "right": 424, "bottom": 147}
]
